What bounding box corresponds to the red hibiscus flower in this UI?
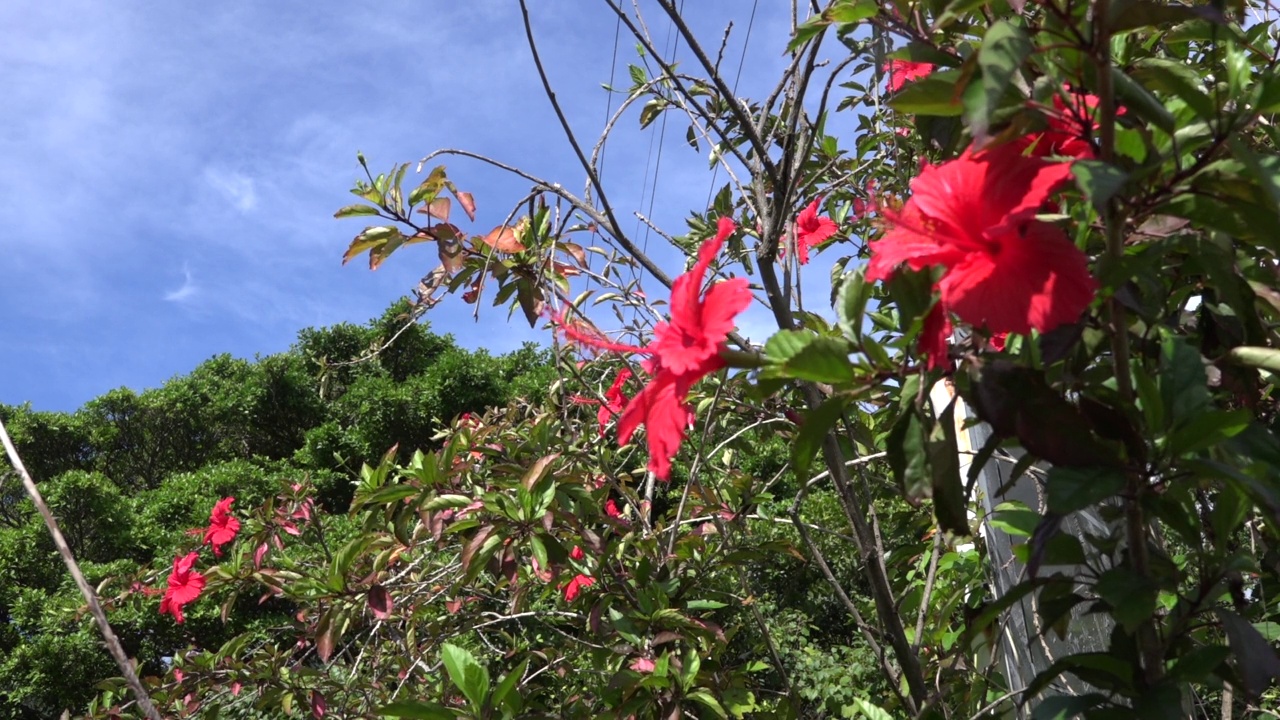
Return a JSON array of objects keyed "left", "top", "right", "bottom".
[
  {"left": 203, "top": 497, "right": 240, "bottom": 558},
  {"left": 1019, "top": 88, "right": 1124, "bottom": 160},
  {"left": 597, "top": 368, "right": 632, "bottom": 436},
  {"left": 562, "top": 573, "right": 595, "bottom": 602},
  {"left": 570, "top": 545, "right": 585, "bottom": 561},
  {"left": 604, "top": 499, "right": 621, "bottom": 518},
  {"left": 556, "top": 217, "right": 751, "bottom": 481},
  {"left": 790, "top": 198, "right": 838, "bottom": 265},
  {"left": 919, "top": 302, "right": 953, "bottom": 371},
  {"left": 885, "top": 59, "right": 934, "bottom": 93},
  {"left": 159, "top": 552, "right": 205, "bottom": 624},
  {"left": 646, "top": 218, "right": 751, "bottom": 375},
  {"left": 867, "top": 144, "right": 1097, "bottom": 336}
]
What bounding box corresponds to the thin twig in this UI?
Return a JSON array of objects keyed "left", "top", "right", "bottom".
[
  {"left": 517, "top": 0, "right": 670, "bottom": 292},
  {"left": 0, "top": 417, "right": 164, "bottom": 720}
]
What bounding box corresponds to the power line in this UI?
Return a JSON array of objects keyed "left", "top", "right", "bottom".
[{"left": 705, "top": 0, "right": 759, "bottom": 211}]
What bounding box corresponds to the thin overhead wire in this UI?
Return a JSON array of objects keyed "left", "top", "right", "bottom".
[
  {"left": 704, "top": 0, "right": 759, "bottom": 210},
  {"left": 635, "top": 0, "right": 685, "bottom": 262},
  {"left": 597, "top": 14, "right": 624, "bottom": 186}
]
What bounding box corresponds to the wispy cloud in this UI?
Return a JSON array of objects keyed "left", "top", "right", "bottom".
[
  {"left": 203, "top": 168, "right": 258, "bottom": 213},
  {"left": 164, "top": 263, "right": 197, "bottom": 302}
]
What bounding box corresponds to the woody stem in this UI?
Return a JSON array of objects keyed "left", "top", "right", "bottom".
[
  {"left": 1095, "top": 0, "right": 1163, "bottom": 688},
  {"left": 0, "top": 417, "right": 164, "bottom": 720}
]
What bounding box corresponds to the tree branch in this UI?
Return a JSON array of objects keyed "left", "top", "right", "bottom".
[{"left": 0, "top": 417, "right": 163, "bottom": 720}]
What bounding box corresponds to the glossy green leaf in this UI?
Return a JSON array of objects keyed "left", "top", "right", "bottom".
[
  {"left": 967, "top": 21, "right": 1032, "bottom": 138},
  {"left": 791, "top": 395, "right": 849, "bottom": 479},
  {"left": 334, "top": 204, "right": 381, "bottom": 218},
  {"left": 441, "top": 643, "right": 489, "bottom": 711},
  {"left": 1073, "top": 160, "right": 1128, "bottom": 209},
  {"left": 889, "top": 71, "right": 965, "bottom": 116},
  {"left": 763, "top": 330, "right": 855, "bottom": 383},
  {"left": 1045, "top": 466, "right": 1126, "bottom": 514},
  {"left": 1095, "top": 568, "right": 1158, "bottom": 632},
  {"left": 1216, "top": 608, "right": 1280, "bottom": 698},
  {"left": 376, "top": 700, "right": 456, "bottom": 719}
]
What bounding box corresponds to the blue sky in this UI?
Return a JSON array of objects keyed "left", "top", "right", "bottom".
[{"left": 1, "top": 1, "right": 853, "bottom": 412}]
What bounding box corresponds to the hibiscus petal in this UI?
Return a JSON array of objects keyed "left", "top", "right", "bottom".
[
  {"left": 616, "top": 360, "right": 720, "bottom": 481},
  {"left": 867, "top": 204, "right": 966, "bottom": 282},
  {"left": 918, "top": 302, "right": 953, "bottom": 371},
  {"left": 939, "top": 220, "right": 1096, "bottom": 334},
  {"left": 697, "top": 278, "right": 752, "bottom": 348}
]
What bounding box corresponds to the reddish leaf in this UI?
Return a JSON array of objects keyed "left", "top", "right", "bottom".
[
  {"left": 454, "top": 190, "right": 477, "bottom": 221},
  {"left": 460, "top": 525, "right": 495, "bottom": 573},
  {"left": 516, "top": 284, "right": 545, "bottom": 328},
  {"left": 561, "top": 242, "right": 588, "bottom": 267},
  {"left": 482, "top": 225, "right": 526, "bottom": 253},
  {"left": 553, "top": 261, "right": 582, "bottom": 278},
  {"left": 462, "top": 279, "right": 482, "bottom": 304},
  {"left": 421, "top": 197, "right": 451, "bottom": 221},
  {"left": 438, "top": 237, "right": 464, "bottom": 275},
  {"left": 315, "top": 612, "right": 335, "bottom": 663},
  {"left": 368, "top": 585, "right": 393, "bottom": 620},
  {"left": 310, "top": 690, "right": 326, "bottom": 718}
]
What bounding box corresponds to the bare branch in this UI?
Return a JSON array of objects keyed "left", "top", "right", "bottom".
[{"left": 0, "top": 417, "right": 163, "bottom": 720}]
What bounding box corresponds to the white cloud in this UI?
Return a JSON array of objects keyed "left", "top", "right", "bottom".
[
  {"left": 203, "top": 167, "right": 258, "bottom": 213},
  {"left": 164, "top": 263, "right": 197, "bottom": 302}
]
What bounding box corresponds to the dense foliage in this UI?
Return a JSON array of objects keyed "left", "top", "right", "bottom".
[
  {"left": 0, "top": 302, "right": 553, "bottom": 718},
  {"left": 6, "top": 0, "right": 1280, "bottom": 718}
]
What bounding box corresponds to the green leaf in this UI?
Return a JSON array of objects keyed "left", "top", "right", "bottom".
[
  {"left": 490, "top": 659, "right": 527, "bottom": 713},
  {"left": 843, "top": 698, "right": 894, "bottom": 720},
  {"left": 1228, "top": 345, "right": 1280, "bottom": 374},
  {"left": 967, "top": 21, "right": 1032, "bottom": 138},
  {"left": 334, "top": 204, "right": 381, "bottom": 218},
  {"left": 1166, "top": 645, "right": 1230, "bottom": 684},
  {"left": 928, "top": 398, "right": 969, "bottom": 535},
  {"left": 408, "top": 166, "right": 449, "bottom": 208},
  {"left": 1159, "top": 190, "right": 1280, "bottom": 250},
  {"left": 787, "top": 16, "right": 828, "bottom": 52},
  {"left": 376, "top": 700, "right": 456, "bottom": 719},
  {"left": 441, "top": 643, "right": 489, "bottom": 711},
  {"left": 639, "top": 98, "right": 666, "bottom": 129},
  {"left": 790, "top": 395, "right": 849, "bottom": 479},
  {"left": 835, "top": 269, "right": 872, "bottom": 342},
  {"left": 763, "top": 330, "right": 855, "bottom": 384},
  {"left": 1110, "top": 0, "right": 1225, "bottom": 34},
  {"left": 686, "top": 690, "right": 728, "bottom": 719},
  {"left": 1045, "top": 466, "right": 1126, "bottom": 514},
  {"left": 1159, "top": 333, "right": 1210, "bottom": 430},
  {"left": 989, "top": 502, "right": 1040, "bottom": 537},
  {"left": 680, "top": 649, "right": 701, "bottom": 692},
  {"left": 889, "top": 71, "right": 965, "bottom": 116},
  {"left": 1095, "top": 569, "right": 1158, "bottom": 632},
  {"left": 1072, "top": 160, "right": 1128, "bottom": 209},
  {"left": 826, "top": 0, "right": 878, "bottom": 24},
  {"left": 1030, "top": 694, "right": 1106, "bottom": 720},
  {"left": 1167, "top": 409, "right": 1252, "bottom": 456},
  {"left": 423, "top": 494, "right": 476, "bottom": 511},
  {"left": 1132, "top": 57, "right": 1216, "bottom": 120},
  {"left": 1110, "top": 67, "right": 1175, "bottom": 134},
  {"left": 1216, "top": 608, "right": 1280, "bottom": 698},
  {"left": 887, "top": 406, "right": 930, "bottom": 503},
  {"left": 1025, "top": 652, "right": 1135, "bottom": 698},
  {"left": 932, "top": 0, "right": 990, "bottom": 31}
]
